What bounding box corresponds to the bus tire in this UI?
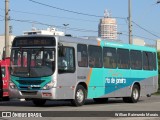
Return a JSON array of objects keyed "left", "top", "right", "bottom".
[
  {"left": 123, "top": 97, "right": 130, "bottom": 103},
  {"left": 123, "top": 84, "right": 140, "bottom": 103},
  {"left": 71, "top": 85, "right": 86, "bottom": 107},
  {"left": 32, "top": 99, "right": 46, "bottom": 106},
  {"left": 93, "top": 98, "right": 108, "bottom": 103}
]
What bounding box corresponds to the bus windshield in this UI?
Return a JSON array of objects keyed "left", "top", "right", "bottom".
[{"left": 10, "top": 48, "right": 55, "bottom": 77}]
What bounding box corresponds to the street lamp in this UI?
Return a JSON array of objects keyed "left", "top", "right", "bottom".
[
  {"left": 63, "top": 24, "right": 69, "bottom": 35},
  {"left": 157, "top": 0, "right": 160, "bottom": 4}
]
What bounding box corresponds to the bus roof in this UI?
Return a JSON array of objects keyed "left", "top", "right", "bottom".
[
  {"left": 13, "top": 35, "right": 157, "bottom": 52},
  {"left": 58, "top": 36, "right": 157, "bottom": 52}
]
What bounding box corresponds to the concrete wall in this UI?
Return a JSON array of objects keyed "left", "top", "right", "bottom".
[
  {"left": 156, "top": 39, "right": 160, "bottom": 51},
  {"left": 133, "top": 38, "right": 145, "bottom": 46}
]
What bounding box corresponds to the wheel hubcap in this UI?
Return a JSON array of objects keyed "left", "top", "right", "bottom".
[
  {"left": 133, "top": 89, "right": 139, "bottom": 100},
  {"left": 76, "top": 89, "right": 84, "bottom": 103}
]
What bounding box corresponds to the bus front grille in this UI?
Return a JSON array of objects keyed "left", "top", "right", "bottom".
[
  {"left": 19, "top": 86, "right": 41, "bottom": 90},
  {"left": 16, "top": 80, "right": 45, "bottom": 85}
]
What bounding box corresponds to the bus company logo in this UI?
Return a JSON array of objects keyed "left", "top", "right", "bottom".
[
  {"left": 28, "top": 86, "right": 32, "bottom": 90},
  {"left": 2, "top": 112, "right": 11, "bottom": 117}
]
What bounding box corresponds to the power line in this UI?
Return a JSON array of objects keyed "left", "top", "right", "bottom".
[
  {"left": 10, "top": 9, "right": 99, "bottom": 23},
  {"left": 119, "top": 31, "right": 156, "bottom": 41},
  {"left": 0, "top": 8, "right": 99, "bottom": 23},
  {"left": 2, "top": 8, "right": 99, "bottom": 33},
  {"left": 132, "top": 21, "right": 160, "bottom": 38},
  {"left": 132, "top": 34, "right": 156, "bottom": 41},
  {"left": 121, "top": 33, "right": 156, "bottom": 41},
  {"left": 1, "top": 8, "right": 128, "bottom": 25},
  {"left": 28, "top": 0, "right": 126, "bottom": 19},
  {"left": 10, "top": 18, "right": 98, "bottom": 33},
  {"left": 28, "top": 0, "right": 101, "bottom": 17},
  {"left": 11, "top": 18, "right": 156, "bottom": 41}
]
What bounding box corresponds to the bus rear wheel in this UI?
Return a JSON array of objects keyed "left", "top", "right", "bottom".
[
  {"left": 123, "top": 84, "right": 140, "bottom": 103},
  {"left": 71, "top": 85, "right": 86, "bottom": 107},
  {"left": 32, "top": 99, "right": 46, "bottom": 106}
]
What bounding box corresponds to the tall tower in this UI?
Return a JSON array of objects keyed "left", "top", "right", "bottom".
[{"left": 98, "top": 9, "right": 117, "bottom": 40}]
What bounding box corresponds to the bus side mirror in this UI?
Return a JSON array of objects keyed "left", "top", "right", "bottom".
[{"left": 59, "top": 46, "right": 65, "bottom": 57}]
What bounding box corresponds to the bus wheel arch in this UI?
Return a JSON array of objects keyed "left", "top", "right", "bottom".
[
  {"left": 131, "top": 83, "right": 140, "bottom": 103},
  {"left": 132, "top": 82, "right": 141, "bottom": 93},
  {"left": 123, "top": 82, "right": 140, "bottom": 103},
  {"left": 71, "top": 82, "right": 87, "bottom": 106},
  {"left": 78, "top": 82, "right": 88, "bottom": 97}
]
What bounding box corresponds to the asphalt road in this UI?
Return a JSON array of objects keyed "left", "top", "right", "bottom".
[{"left": 0, "top": 95, "right": 160, "bottom": 120}]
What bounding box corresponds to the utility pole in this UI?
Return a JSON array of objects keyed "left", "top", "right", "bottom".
[
  {"left": 128, "top": 0, "right": 132, "bottom": 44},
  {"left": 5, "top": 0, "right": 10, "bottom": 57}
]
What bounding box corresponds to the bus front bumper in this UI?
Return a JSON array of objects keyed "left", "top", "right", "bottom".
[{"left": 9, "top": 88, "right": 56, "bottom": 100}]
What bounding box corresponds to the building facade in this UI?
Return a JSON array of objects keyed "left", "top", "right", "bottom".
[
  {"left": 0, "top": 35, "right": 15, "bottom": 59},
  {"left": 98, "top": 10, "right": 117, "bottom": 40}
]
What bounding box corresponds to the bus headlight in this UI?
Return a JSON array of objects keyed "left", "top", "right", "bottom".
[
  {"left": 10, "top": 81, "right": 17, "bottom": 89},
  {"left": 42, "top": 81, "right": 55, "bottom": 90}
]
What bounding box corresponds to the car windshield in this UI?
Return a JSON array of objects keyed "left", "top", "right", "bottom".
[{"left": 10, "top": 48, "right": 55, "bottom": 77}]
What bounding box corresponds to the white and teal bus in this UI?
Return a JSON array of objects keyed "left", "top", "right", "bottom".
[{"left": 9, "top": 35, "right": 158, "bottom": 106}]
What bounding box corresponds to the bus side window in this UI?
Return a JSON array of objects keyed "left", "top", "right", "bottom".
[
  {"left": 130, "top": 50, "right": 142, "bottom": 70},
  {"left": 117, "top": 48, "right": 130, "bottom": 69},
  {"left": 153, "top": 53, "right": 157, "bottom": 70},
  {"left": 88, "top": 45, "right": 102, "bottom": 68},
  {"left": 77, "top": 44, "right": 88, "bottom": 67},
  {"left": 143, "top": 51, "right": 153, "bottom": 70},
  {"left": 58, "top": 47, "right": 75, "bottom": 73},
  {"left": 103, "top": 47, "right": 117, "bottom": 68},
  {"left": 89, "top": 56, "right": 96, "bottom": 67}
]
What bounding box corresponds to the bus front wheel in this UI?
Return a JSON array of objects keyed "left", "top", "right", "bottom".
[
  {"left": 32, "top": 99, "right": 46, "bottom": 106},
  {"left": 71, "top": 85, "right": 86, "bottom": 106},
  {"left": 123, "top": 84, "right": 140, "bottom": 103}
]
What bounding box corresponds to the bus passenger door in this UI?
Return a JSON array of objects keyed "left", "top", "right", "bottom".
[{"left": 57, "top": 46, "right": 76, "bottom": 99}]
